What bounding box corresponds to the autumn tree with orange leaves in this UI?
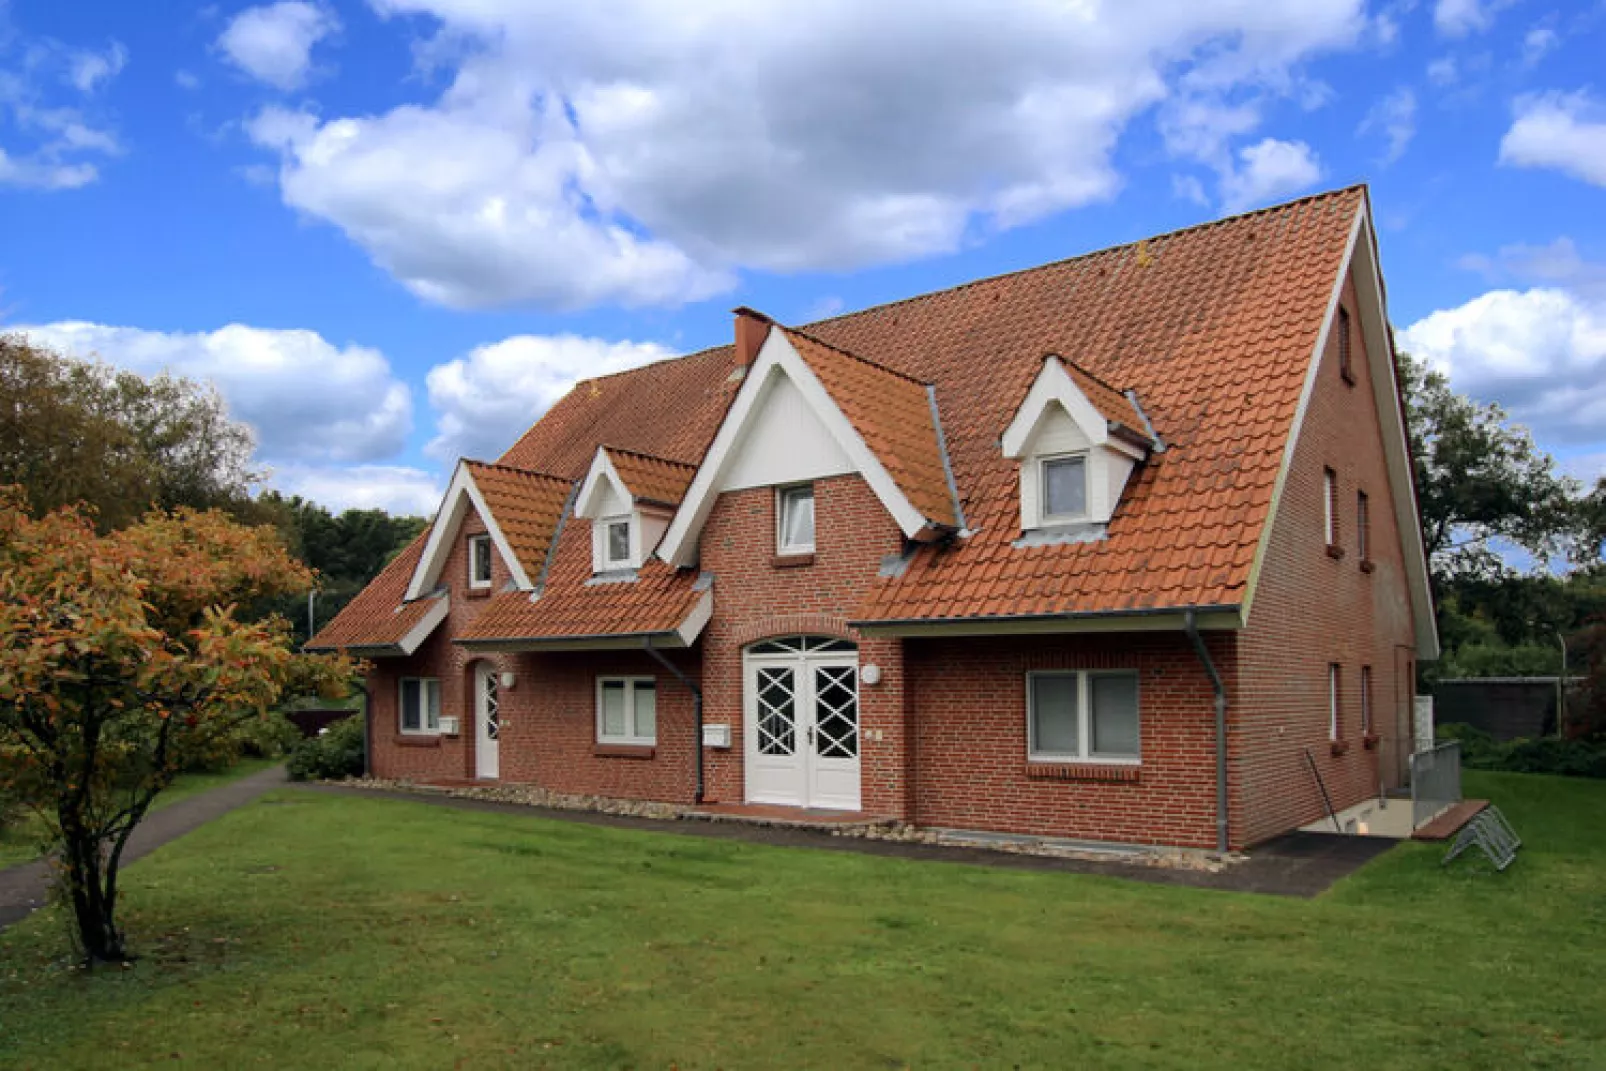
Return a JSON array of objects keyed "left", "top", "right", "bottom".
[{"left": 0, "top": 487, "right": 354, "bottom": 964}]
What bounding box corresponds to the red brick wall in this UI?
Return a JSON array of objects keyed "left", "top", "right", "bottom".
[
  {"left": 698, "top": 474, "right": 912, "bottom": 815},
  {"left": 906, "top": 631, "right": 1233, "bottom": 848},
  {"left": 1233, "top": 270, "right": 1420, "bottom": 846}
]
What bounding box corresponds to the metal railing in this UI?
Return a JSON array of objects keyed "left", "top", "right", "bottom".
[{"left": 1410, "top": 741, "right": 1462, "bottom": 830}]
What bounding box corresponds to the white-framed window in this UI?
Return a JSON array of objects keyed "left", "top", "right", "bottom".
[
  {"left": 1026, "top": 670, "right": 1140, "bottom": 764},
  {"left": 1324, "top": 468, "right": 1339, "bottom": 547},
  {"left": 777, "top": 484, "right": 816, "bottom": 554},
  {"left": 468, "top": 533, "right": 493, "bottom": 589},
  {"left": 400, "top": 677, "right": 441, "bottom": 735},
  {"left": 1360, "top": 665, "right": 1373, "bottom": 735},
  {"left": 601, "top": 516, "right": 631, "bottom": 569},
  {"left": 597, "top": 677, "right": 657, "bottom": 746},
  {"left": 1329, "top": 663, "right": 1342, "bottom": 741},
  {"left": 1039, "top": 453, "right": 1088, "bottom": 522}
]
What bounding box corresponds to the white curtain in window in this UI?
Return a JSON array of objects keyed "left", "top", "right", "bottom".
[
  {"left": 1043, "top": 457, "right": 1086, "bottom": 518},
  {"left": 1031, "top": 675, "right": 1079, "bottom": 755},
  {"left": 1090, "top": 674, "right": 1139, "bottom": 758}
]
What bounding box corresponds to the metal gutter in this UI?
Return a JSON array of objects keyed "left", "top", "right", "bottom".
[
  {"left": 1184, "top": 609, "right": 1230, "bottom": 853},
  {"left": 926, "top": 384, "right": 967, "bottom": 531},
  {"left": 850, "top": 603, "right": 1242, "bottom": 631},
  {"left": 642, "top": 640, "right": 704, "bottom": 804}
]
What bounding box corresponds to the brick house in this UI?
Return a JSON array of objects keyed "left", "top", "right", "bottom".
[{"left": 309, "top": 186, "right": 1437, "bottom": 851}]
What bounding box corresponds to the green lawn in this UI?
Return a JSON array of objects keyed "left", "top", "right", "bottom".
[
  {"left": 0, "top": 758, "right": 283, "bottom": 869},
  {"left": 1, "top": 771, "right": 1602, "bottom": 1069}
]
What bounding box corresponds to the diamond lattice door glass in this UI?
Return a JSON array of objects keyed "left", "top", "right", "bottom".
[
  {"left": 755, "top": 666, "right": 796, "bottom": 756},
  {"left": 476, "top": 667, "right": 500, "bottom": 779},
  {"left": 812, "top": 666, "right": 858, "bottom": 759}
]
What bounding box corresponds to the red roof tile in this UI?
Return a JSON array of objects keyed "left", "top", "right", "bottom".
[
  {"left": 603, "top": 447, "right": 697, "bottom": 508},
  {"left": 462, "top": 460, "right": 572, "bottom": 581},
  {"left": 306, "top": 534, "right": 441, "bottom": 652}
]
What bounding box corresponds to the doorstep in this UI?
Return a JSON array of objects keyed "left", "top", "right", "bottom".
[{"left": 682, "top": 802, "right": 897, "bottom": 834}]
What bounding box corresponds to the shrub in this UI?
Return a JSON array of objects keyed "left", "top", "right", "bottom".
[
  {"left": 286, "top": 715, "right": 365, "bottom": 782},
  {"left": 240, "top": 713, "right": 304, "bottom": 759},
  {"left": 1437, "top": 722, "right": 1606, "bottom": 779}
]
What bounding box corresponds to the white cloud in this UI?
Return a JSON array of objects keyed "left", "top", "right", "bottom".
[
  {"left": 265, "top": 463, "right": 444, "bottom": 515},
  {"left": 1219, "top": 138, "right": 1323, "bottom": 213},
  {"left": 425, "top": 334, "right": 674, "bottom": 461},
  {"left": 1427, "top": 56, "right": 1458, "bottom": 85},
  {"left": 1499, "top": 91, "right": 1606, "bottom": 187},
  {"left": 66, "top": 43, "right": 128, "bottom": 93},
  {"left": 1521, "top": 26, "right": 1559, "bottom": 68},
  {"left": 1400, "top": 288, "right": 1606, "bottom": 446},
  {"left": 175, "top": 70, "right": 201, "bottom": 91},
  {"left": 1171, "top": 173, "right": 1209, "bottom": 206},
  {"left": 1433, "top": 0, "right": 1511, "bottom": 37},
  {"left": 217, "top": 1, "right": 339, "bottom": 91},
  {"left": 1560, "top": 452, "right": 1606, "bottom": 485},
  {"left": 7, "top": 322, "right": 413, "bottom": 465},
  {"left": 247, "top": 0, "right": 1367, "bottom": 311},
  {"left": 1359, "top": 87, "right": 1416, "bottom": 163},
  {"left": 0, "top": 34, "right": 125, "bottom": 190}
]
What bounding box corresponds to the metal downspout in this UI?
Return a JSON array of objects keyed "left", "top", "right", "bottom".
[
  {"left": 643, "top": 641, "right": 704, "bottom": 804},
  {"left": 1185, "top": 610, "right": 1229, "bottom": 852}
]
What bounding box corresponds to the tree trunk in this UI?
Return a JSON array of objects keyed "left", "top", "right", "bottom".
[{"left": 57, "top": 821, "right": 128, "bottom": 965}]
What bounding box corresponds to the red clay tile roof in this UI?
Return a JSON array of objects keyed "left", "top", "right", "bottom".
[
  {"left": 782, "top": 327, "right": 960, "bottom": 528},
  {"left": 1058, "top": 358, "right": 1156, "bottom": 446},
  {"left": 603, "top": 447, "right": 697, "bottom": 508},
  {"left": 306, "top": 534, "right": 442, "bottom": 652},
  {"left": 458, "top": 515, "right": 706, "bottom": 644},
  {"left": 462, "top": 460, "right": 572, "bottom": 581},
  {"left": 329, "top": 186, "right": 1367, "bottom": 635}
]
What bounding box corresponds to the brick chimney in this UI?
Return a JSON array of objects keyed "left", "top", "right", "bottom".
[{"left": 733, "top": 306, "right": 774, "bottom": 367}]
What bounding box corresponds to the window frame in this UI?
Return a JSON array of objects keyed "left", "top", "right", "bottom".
[
  {"left": 1338, "top": 306, "right": 1354, "bottom": 384},
  {"left": 467, "top": 533, "right": 493, "bottom": 589},
  {"left": 1038, "top": 452, "right": 1090, "bottom": 524},
  {"left": 596, "top": 676, "right": 657, "bottom": 746},
  {"left": 1329, "top": 663, "right": 1342, "bottom": 741},
  {"left": 399, "top": 677, "right": 441, "bottom": 736},
  {"left": 1356, "top": 489, "right": 1371, "bottom": 564},
  {"left": 1360, "top": 665, "right": 1373, "bottom": 736},
  {"left": 1324, "top": 467, "right": 1339, "bottom": 549},
  {"left": 776, "top": 483, "right": 817, "bottom": 555},
  {"left": 1025, "top": 669, "right": 1141, "bottom": 765},
  {"left": 600, "top": 515, "right": 632, "bottom": 570}
]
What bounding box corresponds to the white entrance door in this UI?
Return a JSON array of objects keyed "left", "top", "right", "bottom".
[
  {"left": 475, "top": 666, "right": 500, "bottom": 780},
  {"left": 743, "top": 638, "right": 860, "bottom": 811}
]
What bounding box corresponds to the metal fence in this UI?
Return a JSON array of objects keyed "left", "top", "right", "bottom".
[{"left": 1410, "top": 741, "right": 1463, "bottom": 830}]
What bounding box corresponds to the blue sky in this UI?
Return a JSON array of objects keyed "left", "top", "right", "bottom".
[{"left": 2, "top": 0, "right": 1604, "bottom": 515}]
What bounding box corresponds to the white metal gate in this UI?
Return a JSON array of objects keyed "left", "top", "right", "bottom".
[{"left": 743, "top": 637, "right": 860, "bottom": 810}]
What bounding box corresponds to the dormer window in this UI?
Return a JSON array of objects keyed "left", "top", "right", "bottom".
[
  {"left": 602, "top": 517, "right": 632, "bottom": 570},
  {"left": 468, "top": 534, "right": 493, "bottom": 589},
  {"left": 1040, "top": 454, "right": 1088, "bottom": 522}
]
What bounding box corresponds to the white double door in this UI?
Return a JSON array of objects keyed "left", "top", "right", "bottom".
[{"left": 744, "top": 650, "right": 861, "bottom": 811}]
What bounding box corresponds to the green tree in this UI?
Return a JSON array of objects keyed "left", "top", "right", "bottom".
[
  {"left": 0, "top": 488, "right": 354, "bottom": 964},
  {"left": 0, "top": 335, "right": 261, "bottom": 531},
  {"left": 1399, "top": 352, "right": 1587, "bottom": 586}
]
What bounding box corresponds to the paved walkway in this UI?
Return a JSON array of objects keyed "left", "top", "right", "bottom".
[
  {"left": 0, "top": 765, "right": 288, "bottom": 932},
  {"left": 302, "top": 783, "right": 1397, "bottom": 898}
]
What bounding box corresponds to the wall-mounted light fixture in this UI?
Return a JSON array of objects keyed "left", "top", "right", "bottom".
[
  {"left": 860, "top": 664, "right": 882, "bottom": 686},
  {"left": 499, "top": 671, "right": 517, "bottom": 690}
]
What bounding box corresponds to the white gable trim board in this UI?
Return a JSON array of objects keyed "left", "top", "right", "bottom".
[
  {"left": 405, "top": 461, "right": 534, "bottom": 601},
  {"left": 656, "top": 329, "right": 929, "bottom": 568},
  {"left": 1238, "top": 199, "right": 1439, "bottom": 658}
]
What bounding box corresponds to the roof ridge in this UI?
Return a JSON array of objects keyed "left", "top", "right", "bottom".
[
  {"left": 572, "top": 341, "right": 734, "bottom": 390},
  {"left": 599, "top": 443, "right": 698, "bottom": 470},
  {"left": 799, "top": 184, "right": 1367, "bottom": 332},
  {"left": 781, "top": 323, "right": 930, "bottom": 387}
]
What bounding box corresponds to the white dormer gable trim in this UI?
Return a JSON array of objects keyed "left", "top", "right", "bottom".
[
  {"left": 657, "top": 328, "right": 929, "bottom": 568},
  {"left": 404, "top": 461, "right": 533, "bottom": 601},
  {"left": 575, "top": 448, "right": 632, "bottom": 520},
  {"left": 1001, "top": 357, "right": 1145, "bottom": 462}
]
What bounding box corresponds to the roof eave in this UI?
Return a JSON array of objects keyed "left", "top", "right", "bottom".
[{"left": 850, "top": 603, "right": 1244, "bottom": 638}]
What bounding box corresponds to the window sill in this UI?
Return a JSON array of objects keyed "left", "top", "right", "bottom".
[
  {"left": 1359, "top": 559, "right": 1375, "bottom": 574},
  {"left": 1330, "top": 739, "right": 1350, "bottom": 757},
  {"left": 1325, "top": 544, "right": 1346, "bottom": 560},
  {"left": 397, "top": 734, "right": 442, "bottom": 748},
  {"left": 465, "top": 586, "right": 492, "bottom": 600},
  {"left": 1340, "top": 369, "right": 1356, "bottom": 387},
  {"left": 593, "top": 743, "right": 656, "bottom": 760},
  {"left": 771, "top": 552, "right": 816, "bottom": 568},
  {"left": 1362, "top": 732, "right": 1381, "bottom": 751},
  {"left": 1025, "top": 761, "right": 1140, "bottom": 783}
]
